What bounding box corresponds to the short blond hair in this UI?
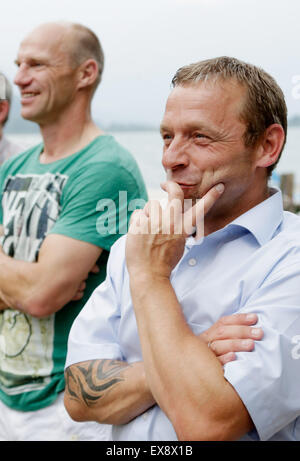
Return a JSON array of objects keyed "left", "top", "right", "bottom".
[{"left": 172, "top": 57, "right": 287, "bottom": 175}]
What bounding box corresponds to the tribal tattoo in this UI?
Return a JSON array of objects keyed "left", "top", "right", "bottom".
[{"left": 65, "top": 359, "right": 131, "bottom": 407}]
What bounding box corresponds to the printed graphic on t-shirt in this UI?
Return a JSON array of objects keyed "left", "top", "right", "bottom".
[{"left": 0, "top": 173, "right": 68, "bottom": 394}]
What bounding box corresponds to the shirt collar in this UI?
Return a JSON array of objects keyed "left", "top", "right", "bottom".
[
  {"left": 227, "top": 188, "right": 283, "bottom": 246},
  {"left": 185, "top": 188, "right": 284, "bottom": 248}
]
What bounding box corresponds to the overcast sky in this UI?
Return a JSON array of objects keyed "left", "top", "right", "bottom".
[{"left": 2, "top": 0, "right": 300, "bottom": 127}]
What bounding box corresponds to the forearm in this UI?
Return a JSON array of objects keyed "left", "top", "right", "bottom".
[
  {"left": 0, "top": 296, "right": 9, "bottom": 311},
  {"left": 0, "top": 252, "right": 40, "bottom": 311},
  {"left": 130, "top": 274, "right": 252, "bottom": 440},
  {"left": 0, "top": 252, "right": 78, "bottom": 316},
  {"left": 0, "top": 242, "right": 11, "bottom": 311},
  {"left": 64, "top": 359, "right": 155, "bottom": 425}
]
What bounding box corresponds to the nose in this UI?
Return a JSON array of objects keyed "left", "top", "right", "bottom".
[
  {"left": 162, "top": 136, "right": 190, "bottom": 171},
  {"left": 14, "top": 64, "right": 32, "bottom": 88}
]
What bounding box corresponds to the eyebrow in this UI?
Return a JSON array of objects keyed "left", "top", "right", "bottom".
[
  {"left": 160, "top": 121, "right": 221, "bottom": 139},
  {"left": 159, "top": 123, "right": 170, "bottom": 134},
  {"left": 14, "top": 56, "right": 49, "bottom": 66}
]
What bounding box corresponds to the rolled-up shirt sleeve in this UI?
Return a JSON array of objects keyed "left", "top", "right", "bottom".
[
  {"left": 224, "top": 260, "right": 300, "bottom": 440},
  {"left": 65, "top": 236, "right": 126, "bottom": 368}
]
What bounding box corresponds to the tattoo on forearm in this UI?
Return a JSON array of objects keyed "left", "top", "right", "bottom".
[{"left": 65, "top": 359, "right": 130, "bottom": 407}]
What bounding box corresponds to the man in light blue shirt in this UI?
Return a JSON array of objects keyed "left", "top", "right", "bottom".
[{"left": 64, "top": 57, "right": 300, "bottom": 441}]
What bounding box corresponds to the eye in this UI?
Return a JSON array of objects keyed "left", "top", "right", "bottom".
[
  {"left": 28, "top": 60, "right": 45, "bottom": 68},
  {"left": 193, "top": 132, "right": 211, "bottom": 144},
  {"left": 161, "top": 132, "right": 173, "bottom": 144}
]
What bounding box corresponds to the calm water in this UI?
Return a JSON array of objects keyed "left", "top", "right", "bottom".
[{"left": 8, "top": 126, "right": 300, "bottom": 200}]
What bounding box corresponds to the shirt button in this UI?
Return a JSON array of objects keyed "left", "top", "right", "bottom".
[
  {"left": 188, "top": 258, "right": 197, "bottom": 266},
  {"left": 142, "top": 412, "right": 148, "bottom": 420}
]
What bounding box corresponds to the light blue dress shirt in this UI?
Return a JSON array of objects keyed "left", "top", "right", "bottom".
[{"left": 66, "top": 189, "right": 300, "bottom": 441}]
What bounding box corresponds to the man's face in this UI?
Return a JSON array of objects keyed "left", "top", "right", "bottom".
[
  {"left": 160, "top": 80, "right": 261, "bottom": 215},
  {"left": 14, "top": 25, "right": 78, "bottom": 125}
]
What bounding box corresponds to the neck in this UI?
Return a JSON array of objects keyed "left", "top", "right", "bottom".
[
  {"left": 202, "top": 177, "right": 270, "bottom": 237},
  {"left": 38, "top": 99, "right": 104, "bottom": 163}
]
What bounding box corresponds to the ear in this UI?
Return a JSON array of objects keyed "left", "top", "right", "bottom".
[
  {"left": 255, "top": 124, "right": 285, "bottom": 169},
  {"left": 0, "top": 100, "right": 9, "bottom": 125},
  {"left": 76, "top": 59, "right": 98, "bottom": 91}
]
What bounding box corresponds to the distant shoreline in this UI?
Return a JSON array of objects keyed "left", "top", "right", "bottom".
[
  {"left": 5, "top": 124, "right": 160, "bottom": 136},
  {"left": 5, "top": 118, "right": 300, "bottom": 135}
]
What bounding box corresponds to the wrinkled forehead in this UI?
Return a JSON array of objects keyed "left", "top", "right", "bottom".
[
  {"left": 170, "top": 77, "right": 246, "bottom": 105},
  {"left": 161, "top": 79, "right": 249, "bottom": 138},
  {"left": 165, "top": 79, "right": 248, "bottom": 120}
]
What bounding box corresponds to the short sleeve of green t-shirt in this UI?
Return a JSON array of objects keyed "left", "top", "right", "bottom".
[{"left": 48, "top": 161, "right": 147, "bottom": 251}]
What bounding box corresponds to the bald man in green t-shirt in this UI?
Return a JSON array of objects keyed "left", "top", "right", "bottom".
[{"left": 0, "top": 22, "right": 147, "bottom": 441}]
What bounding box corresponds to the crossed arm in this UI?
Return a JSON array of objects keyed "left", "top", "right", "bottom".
[
  {"left": 0, "top": 232, "right": 102, "bottom": 317},
  {"left": 129, "top": 276, "right": 253, "bottom": 440},
  {"left": 64, "top": 313, "right": 262, "bottom": 428}
]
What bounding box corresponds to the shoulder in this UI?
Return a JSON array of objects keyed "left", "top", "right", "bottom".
[
  {"left": 281, "top": 210, "right": 300, "bottom": 231},
  {"left": 107, "top": 234, "right": 127, "bottom": 268},
  {"left": 102, "top": 234, "right": 129, "bottom": 289},
  {"left": 66, "top": 135, "right": 147, "bottom": 198},
  {"left": 109, "top": 234, "right": 127, "bottom": 263},
  {"left": 276, "top": 211, "right": 300, "bottom": 251},
  {"left": 81, "top": 135, "right": 132, "bottom": 165},
  {"left": 83, "top": 135, "right": 144, "bottom": 178},
  {"left": 0, "top": 143, "right": 41, "bottom": 180},
  {"left": 263, "top": 211, "right": 300, "bottom": 277}
]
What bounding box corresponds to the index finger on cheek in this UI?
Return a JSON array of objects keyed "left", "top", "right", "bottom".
[
  {"left": 202, "top": 183, "right": 225, "bottom": 215},
  {"left": 183, "top": 183, "right": 225, "bottom": 236}
]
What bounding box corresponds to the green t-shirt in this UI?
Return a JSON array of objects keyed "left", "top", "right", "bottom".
[{"left": 0, "top": 134, "right": 148, "bottom": 411}]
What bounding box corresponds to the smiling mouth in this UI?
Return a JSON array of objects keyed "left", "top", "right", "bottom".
[
  {"left": 20, "top": 92, "right": 40, "bottom": 102},
  {"left": 177, "top": 183, "right": 197, "bottom": 188}
]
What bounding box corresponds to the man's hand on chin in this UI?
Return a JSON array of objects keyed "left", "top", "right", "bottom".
[{"left": 125, "top": 180, "right": 225, "bottom": 280}]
